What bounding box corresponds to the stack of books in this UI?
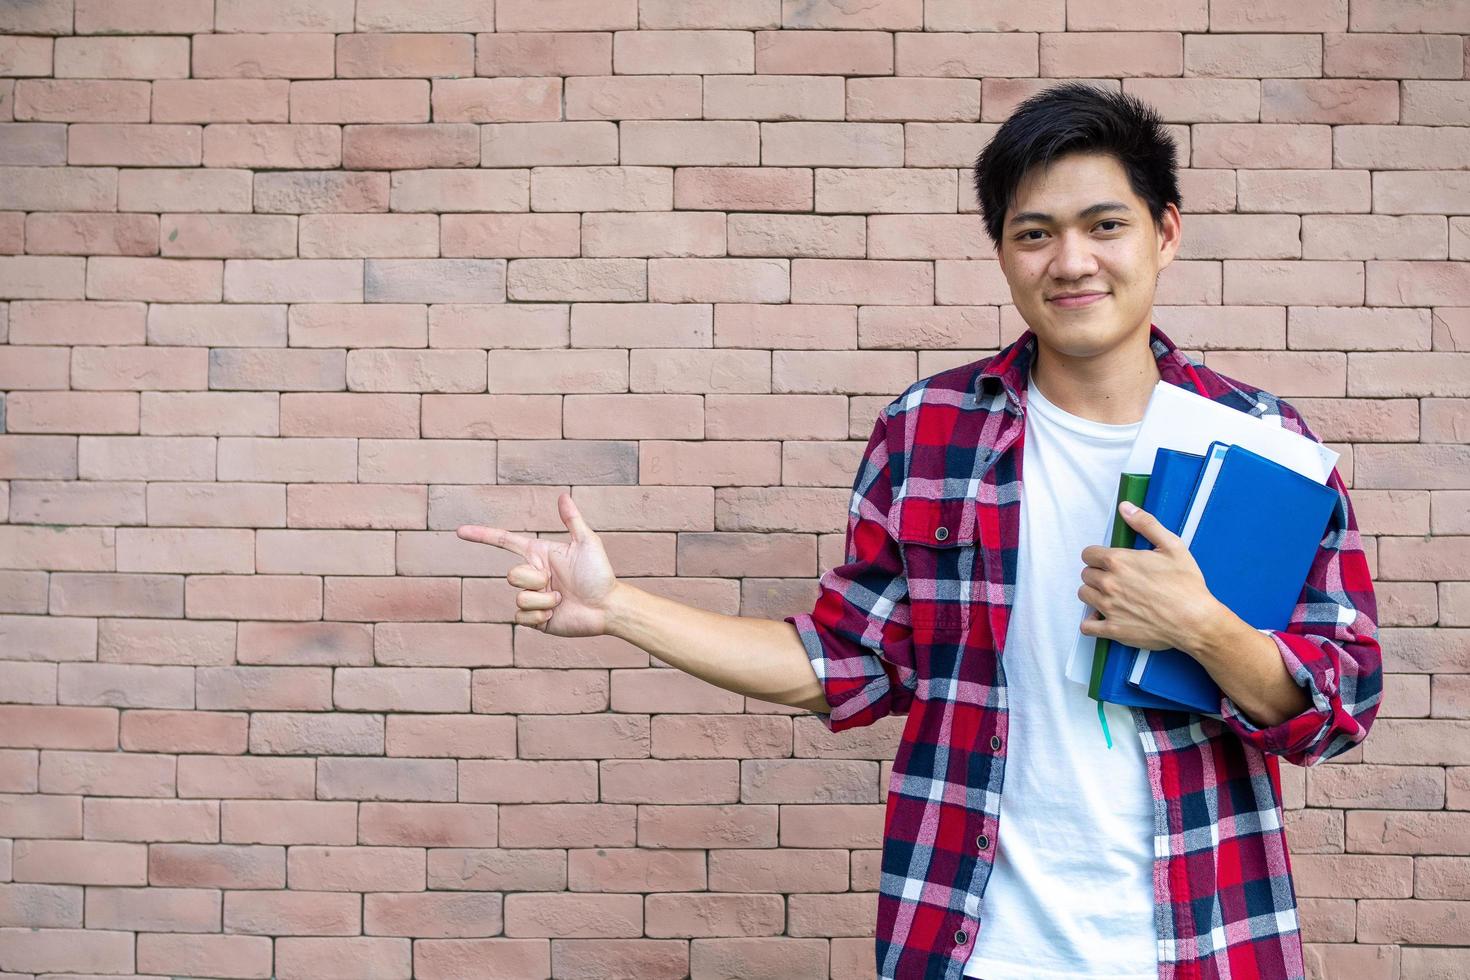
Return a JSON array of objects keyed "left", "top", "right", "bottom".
[{"left": 1062, "top": 381, "right": 1341, "bottom": 719}]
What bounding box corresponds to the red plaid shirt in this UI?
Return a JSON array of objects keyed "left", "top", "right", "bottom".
[{"left": 785, "top": 324, "right": 1382, "bottom": 980}]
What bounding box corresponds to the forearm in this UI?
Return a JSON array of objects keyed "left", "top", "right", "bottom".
[
  {"left": 1184, "top": 601, "right": 1313, "bottom": 728},
  {"left": 603, "top": 581, "right": 831, "bottom": 714}
]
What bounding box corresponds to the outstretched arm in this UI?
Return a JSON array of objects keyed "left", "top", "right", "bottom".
[{"left": 458, "top": 492, "right": 830, "bottom": 714}]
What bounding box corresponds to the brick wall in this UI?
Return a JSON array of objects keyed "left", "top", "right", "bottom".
[{"left": 0, "top": 0, "right": 1467, "bottom": 977}]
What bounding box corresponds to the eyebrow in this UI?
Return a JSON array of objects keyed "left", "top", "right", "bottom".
[{"left": 1007, "top": 201, "right": 1133, "bottom": 226}]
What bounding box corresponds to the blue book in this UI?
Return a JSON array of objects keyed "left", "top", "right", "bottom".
[
  {"left": 1127, "top": 442, "right": 1339, "bottom": 714},
  {"left": 1096, "top": 447, "right": 1207, "bottom": 710}
]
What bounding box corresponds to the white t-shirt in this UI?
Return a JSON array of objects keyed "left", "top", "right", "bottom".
[{"left": 963, "top": 371, "right": 1158, "bottom": 980}]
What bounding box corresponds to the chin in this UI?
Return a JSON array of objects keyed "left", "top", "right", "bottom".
[{"left": 1031, "top": 316, "right": 1134, "bottom": 355}]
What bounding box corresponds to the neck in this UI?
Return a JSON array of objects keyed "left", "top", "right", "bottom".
[{"left": 1028, "top": 323, "right": 1161, "bottom": 425}]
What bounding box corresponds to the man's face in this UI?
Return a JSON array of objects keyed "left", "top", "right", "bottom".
[{"left": 994, "top": 150, "right": 1181, "bottom": 360}]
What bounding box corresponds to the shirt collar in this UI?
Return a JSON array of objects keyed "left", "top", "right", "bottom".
[{"left": 975, "top": 322, "right": 1202, "bottom": 407}]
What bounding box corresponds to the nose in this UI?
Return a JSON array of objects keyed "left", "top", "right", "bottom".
[{"left": 1048, "top": 228, "right": 1099, "bottom": 283}]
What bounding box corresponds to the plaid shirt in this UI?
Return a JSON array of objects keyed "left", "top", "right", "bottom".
[{"left": 785, "top": 323, "right": 1383, "bottom": 980}]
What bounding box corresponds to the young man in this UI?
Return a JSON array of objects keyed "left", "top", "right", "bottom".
[{"left": 458, "top": 83, "right": 1382, "bottom": 980}]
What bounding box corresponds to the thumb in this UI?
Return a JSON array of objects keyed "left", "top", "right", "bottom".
[
  {"left": 1120, "top": 500, "right": 1174, "bottom": 550},
  {"left": 559, "top": 492, "right": 594, "bottom": 543}
]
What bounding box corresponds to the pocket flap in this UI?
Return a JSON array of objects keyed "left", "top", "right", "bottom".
[{"left": 892, "top": 495, "right": 980, "bottom": 548}]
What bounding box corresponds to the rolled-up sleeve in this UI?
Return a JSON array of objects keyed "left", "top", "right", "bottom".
[
  {"left": 1219, "top": 404, "right": 1383, "bottom": 767},
  {"left": 785, "top": 407, "right": 918, "bottom": 733}
]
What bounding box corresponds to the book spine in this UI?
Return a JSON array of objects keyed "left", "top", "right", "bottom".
[{"left": 1087, "top": 472, "right": 1151, "bottom": 700}]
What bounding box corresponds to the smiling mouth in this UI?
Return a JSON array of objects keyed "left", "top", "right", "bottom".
[{"left": 1048, "top": 292, "right": 1108, "bottom": 308}]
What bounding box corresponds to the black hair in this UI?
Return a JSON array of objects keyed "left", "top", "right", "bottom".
[{"left": 972, "top": 82, "right": 1181, "bottom": 250}]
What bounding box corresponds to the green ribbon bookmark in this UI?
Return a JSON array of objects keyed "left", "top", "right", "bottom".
[{"left": 1097, "top": 699, "right": 1113, "bottom": 749}]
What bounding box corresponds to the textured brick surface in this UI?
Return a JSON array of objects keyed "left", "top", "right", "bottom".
[{"left": 0, "top": 2, "right": 1463, "bottom": 977}]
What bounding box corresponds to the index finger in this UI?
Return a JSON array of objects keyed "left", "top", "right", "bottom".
[{"left": 456, "top": 524, "right": 535, "bottom": 557}]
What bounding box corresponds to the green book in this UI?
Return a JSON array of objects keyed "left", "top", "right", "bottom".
[{"left": 1086, "top": 472, "right": 1152, "bottom": 701}]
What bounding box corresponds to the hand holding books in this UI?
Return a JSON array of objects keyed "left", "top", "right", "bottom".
[
  {"left": 1063, "top": 381, "right": 1340, "bottom": 725},
  {"left": 1117, "top": 441, "right": 1338, "bottom": 714},
  {"left": 1076, "top": 498, "right": 1220, "bottom": 677}
]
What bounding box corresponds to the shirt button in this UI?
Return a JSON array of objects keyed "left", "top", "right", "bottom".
[
  {"left": 976, "top": 834, "right": 989, "bottom": 850},
  {"left": 990, "top": 735, "right": 1002, "bottom": 750},
  {"left": 955, "top": 929, "right": 968, "bottom": 944},
  {"left": 934, "top": 526, "right": 949, "bottom": 541}
]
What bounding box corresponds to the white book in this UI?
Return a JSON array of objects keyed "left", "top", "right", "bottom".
[{"left": 1062, "top": 380, "right": 1339, "bottom": 691}]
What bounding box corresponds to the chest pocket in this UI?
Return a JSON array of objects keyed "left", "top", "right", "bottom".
[{"left": 892, "top": 494, "right": 983, "bottom": 639}]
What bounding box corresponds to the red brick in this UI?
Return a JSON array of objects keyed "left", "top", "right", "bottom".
[
  {"left": 498, "top": 0, "right": 637, "bottom": 31},
  {"left": 337, "top": 32, "right": 474, "bottom": 78},
  {"left": 12, "top": 839, "right": 146, "bottom": 886},
  {"left": 0, "top": 925, "right": 135, "bottom": 973},
  {"left": 415, "top": 938, "right": 551, "bottom": 980},
  {"left": 287, "top": 845, "right": 425, "bottom": 892},
  {"left": 196, "top": 666, "right": 333, "bottom": 711},
  {"left": 385, "top": 713, "right": 516, "bottom": 758},
  {"left": 25, "top": 211, "right": 159, "bottom": 255},
  {"left": 255, "top": 170, "right": 388, "bottom": 213},
  {"left": 476, "top": 32, "right": 612, "bottom": 77},
  {"left": 8, "top": 299, "right": 144, "bottom": 344},
  {"left": 687, "top": 940, "right": 829, "bottom": 980},
  {"left": 211, "top": 0, "right": 350, "bottom": 31},
  {"left": 316, "top": 756, "right": 457, "bottom": 802},
  {"left": 69, "top": 122, "right": 202, "bottom": 167},
  {"left": 221, "top": 800, "right": 358, "bottom": 846},
  {"left": 98, "top": 617, "right": 234, "bottom": 666},
  {"left": 149, "top": 843, "right": 285, "bottom": 889},
  {"left": 5, "top": 392, "right": 140, "bottom": 435},
  {"left": 292, "top": 79, "right": 428, "bottom": 125},
  {"left": 86, "top": 256, "right": 222, "bottom": 302},
  {"left": 365, "top": 890, "right": 502, "bottom": 938},
  {"left": 83, "top": 797, "right": 219, "bottom": 843},
  {"left": 787, "top": 891, "right": 875, "bottom": 937},
  {"left": 117, "top": 167, "right": 253, "bottom": 212},
  {"left": 137, "top": 932, "right": 274, "bottom": 980},
  {"left": 640, "top": 805, "right": 782, "bottom": 852},
  {"left": 359, "top": 802, "right": 499, "bottom": 847},
  {"left": 84, "top": 884, "right": 221, "bottom": 932},
  {"left": 498, "top": 803, "right": 636, "bottom": 848},
  {"left": 14, "top": 79, "right": 151, "bottom": 122},
  {"left": 503, "top": 891, "right": 642, "bottom": 938},
  {"left": 153, "top": 78, "right": 289, "bottom": 124},
  {"left": 224, "top": 889, "right": 361, "bottom": 936},
  {"left": 755, "top": 30, "right": 893, "bottom": 75},
  {"left": 52, "top": 557, "right": 185, "bottom": 612},
  {"left": 202, "top": 121, "right": 341, "bottom": 168},
  {"left": 0, "top": 792, "right": 81, "bottom": 838},
  {"left": 434, "top": 77, "right": 561, "bottom": 123},
  {"left": 248, "top": 711, "right": 385, "bottom": 756},
  {"left": 275, "top": 936, "right": 413, "bottom": 980},
  {"left": 342, "top": 123, "right": 479, "bottom": 170},
  {"left": 0, "top": 167, "right": 115, "bottom": 212}
]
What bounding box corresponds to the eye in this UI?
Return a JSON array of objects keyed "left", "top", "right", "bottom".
[{"left": 1017, "top": 220, "right": 1122, "bottom": 242}]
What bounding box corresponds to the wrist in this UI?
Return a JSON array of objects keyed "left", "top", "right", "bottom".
[
  {"left": 1182, "top": 597, "right": 1235, "bottom": 665},
  {"left": 603, "top": 580, "right": 640, "bottom": 639}
]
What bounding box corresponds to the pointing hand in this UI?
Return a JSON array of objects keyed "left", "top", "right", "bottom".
[{"left": 456, "top": 492, "right": 618, "bottom": 637}]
